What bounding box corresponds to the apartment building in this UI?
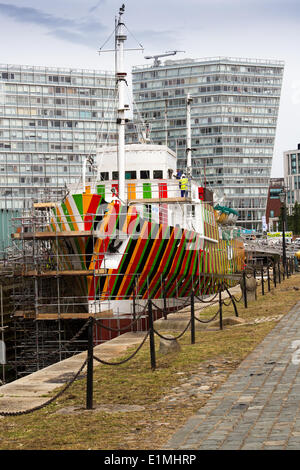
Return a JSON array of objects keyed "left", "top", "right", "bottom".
[
  {"left": 284, "top": 143, "right": 300, "bottom": 212},
  {"left": 0, "top": 64, "right": 117, "bottom": 252},
  {"left": 128, "top": 56, "right": 284, "bottom": 230}
]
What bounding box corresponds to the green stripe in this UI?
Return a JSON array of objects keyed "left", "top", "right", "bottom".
[
  {"left": 73, "top": 194, "right": 83, "bottom": 219},
  {"left": 51, "top": 207, "right": 62, "bottom": 231},
  {"left": 108, "top": 215, "right": 141, "bottom": 297},
  {"left": 61, "top": 202, "right": 75, "bottom": 231}
]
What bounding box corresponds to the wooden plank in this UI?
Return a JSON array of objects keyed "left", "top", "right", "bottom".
[
  {"left": 33, "top": 202, "right": 57, "bottom": 209},
  {"left": 36, "top": 311, "right": 115, "bottom": 320},
  {"left": 14, "top": 310, "right": 35, "bottom": 318},
  {"left": 12, "top": 230, "right": 92, "bottom": 240},
  {"left": 23, "top": 269, "right": 107, "bottom": 277},
  {"left": 14, "top": 310, "right": 115, "bottom": 320}
]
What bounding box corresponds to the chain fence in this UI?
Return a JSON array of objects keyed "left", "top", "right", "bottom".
[{"left": 0, "top": 256, "right": 296, "bottom": 415}]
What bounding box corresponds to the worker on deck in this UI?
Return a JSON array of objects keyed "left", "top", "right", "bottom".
[{"left": 179, "top": 173, "right": 188, "bottom": 197}]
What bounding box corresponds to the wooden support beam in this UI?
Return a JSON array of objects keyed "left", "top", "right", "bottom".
[
  {"left": 14, "top": 310, "right": 115, "bottom": 320},
  {"left": 33, "top": 202, "right": 57, "bottom": 209},
  {"left": 12, "top": 230, "right": 92, "bottom": 240},
  {"left": 36, "top": 311, "right": 115, "bottom": 320},
  {"left": 23, "top": 269, "right": 107, "bottom": 277}
]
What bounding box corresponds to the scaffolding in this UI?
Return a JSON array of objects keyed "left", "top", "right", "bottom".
[
  {"left": 2, "top": 197, "right": 241, "bottom": 380},
  {"left": 4, "top": 203, "right": 149, "bottom": 378}
]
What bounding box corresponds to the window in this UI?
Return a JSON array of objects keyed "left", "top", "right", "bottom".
[
  {"left": 112, "top": 171, "right": 119, "bottom": 180},
  {"left": 153, "top": 170, "right": 163, "bottom": 179},
  {"left": 125, "top": 170, "right": 136, "bottom": 180},
  {"left": 140, "top": 170, "right": 150, "bottom": 179},
  {"left": 100, "top": 172, "right": 109, "bottom": 181}
]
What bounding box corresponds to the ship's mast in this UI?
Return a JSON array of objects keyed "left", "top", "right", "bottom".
[
  {"left": 186, "top": 93, "right": 193, "bottom": 176},
  {"left": 116, "top": 4, "right": 127, "bottom": 202}
]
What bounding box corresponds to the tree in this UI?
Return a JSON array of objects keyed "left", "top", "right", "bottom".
[{"left": 279, "top": 201, "right": 300, "bottom": 235}]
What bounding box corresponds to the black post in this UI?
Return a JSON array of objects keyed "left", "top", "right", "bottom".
[
  {"left": 225, "top": 285, "right": 238, "bottom": 317},
  {"left": 243, "top": 271, "right": 248, "bottom": 308},
  {"left": 273, "top": 262, "right": 277, "bottom": 288},
  {"left": 86, "top": 317, "right": 94, "bottom": 410},
  {"left": 282, "top": 203, "right": 287, "bottom": 279},
  {"left": 278, "top": 260, "right": 281, "bottom": 284},
  {"left": 267, "top": 265, "right": 270, "bottom": 292},
  {"left": 261, "top": 266, "right": 264, "bottom": 295},
  {"left": 163, "top": 280, "right": 167, "bottom": 320},
  {"left": 219, "top": 284, "right": 223, "bottom": 330},
  {"left": 254, "top": 268, "right": 257, "bottom": 300},
  {"left": 190, "top": 289, "right": 195, "bottom": 344},
  {"left": 148, "top": 299, "right": 156, "bottom": 370},
  {"left": 132, "top": 293, "right": 137, "bottom": 333}
]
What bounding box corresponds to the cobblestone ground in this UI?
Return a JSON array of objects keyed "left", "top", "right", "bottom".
[{"left": 164, "top": 301, "right": 300, "bottom": 450}]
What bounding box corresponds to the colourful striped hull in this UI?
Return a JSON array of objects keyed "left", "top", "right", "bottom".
[{"left": 49, "top": 193, "right": 245, "bottom": 312}]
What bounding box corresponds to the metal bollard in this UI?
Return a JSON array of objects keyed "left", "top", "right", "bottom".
[{"left": 261, "top": 266, "right": 264, "bottom": 295}]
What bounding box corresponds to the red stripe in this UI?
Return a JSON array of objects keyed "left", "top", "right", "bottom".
[
  {"left": 84, "top": 194, "right": 102, "bottom": 230},
  {"left": 152, "top": 226, "right": 179, "bottom": 298},
  {"left": 116, "top": 222, "right": 150, "bottom": 298}
]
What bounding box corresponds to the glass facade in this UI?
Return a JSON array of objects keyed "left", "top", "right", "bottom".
[
  {"left": 284, "top": 148, "right": 300, "bottom": 209},
  {"left": 0, "top": 64, "right": 117, "bottom": 210},
  {"left": 128, "top": 57, "right": 284, "bottom": 230}
]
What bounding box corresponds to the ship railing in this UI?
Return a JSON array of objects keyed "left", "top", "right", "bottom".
[{"left": 80, "top": 179, "right": 197, "bottom": 203}]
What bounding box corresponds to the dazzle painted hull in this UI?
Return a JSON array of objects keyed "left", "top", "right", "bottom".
[{"left": 49, "top": 191, "right": 245, "bottom": 314}]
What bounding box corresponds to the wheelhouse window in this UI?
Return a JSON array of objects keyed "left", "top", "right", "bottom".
[
  {"left": 153, "top": 170, "right": 163, "bottom": 179},
  {"left": 140, "top": 170, "right": 150, "bottom": 179},
  {"left": 125, "top": 170, "right": 137, "bottom": 179},
  {"left": 100, "top": 172, "right": 109, "bottom": 181}
]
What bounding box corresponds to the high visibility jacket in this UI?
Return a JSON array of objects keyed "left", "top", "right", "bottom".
[{"left": 180, "top": 177, "right": 188, "bottom": 190}]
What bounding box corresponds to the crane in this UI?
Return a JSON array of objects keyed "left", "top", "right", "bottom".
[{"left": 144, "top": 50, "right": 185, "bottom": 67}]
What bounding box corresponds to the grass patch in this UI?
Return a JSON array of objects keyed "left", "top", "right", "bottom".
[{"left": 1, "top": 274, "right": 300, "bottom": 450}]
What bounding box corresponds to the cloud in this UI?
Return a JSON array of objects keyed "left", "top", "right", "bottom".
[{"left": 0, "top": 2, "right": 108, "bottom": 47}]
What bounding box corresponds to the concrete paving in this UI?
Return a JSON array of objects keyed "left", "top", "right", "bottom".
[{"left": 164, "top": 301, "right": 300, "bottom": 450}]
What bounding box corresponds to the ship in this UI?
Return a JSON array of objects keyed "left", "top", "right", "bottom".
[{"left": 15, "top": 6, "right": 245, "bottom": 339}]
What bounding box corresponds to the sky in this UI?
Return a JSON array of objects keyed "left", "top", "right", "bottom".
[{"left": 0, "top": 0, "right": 299, "bottom": 177}]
